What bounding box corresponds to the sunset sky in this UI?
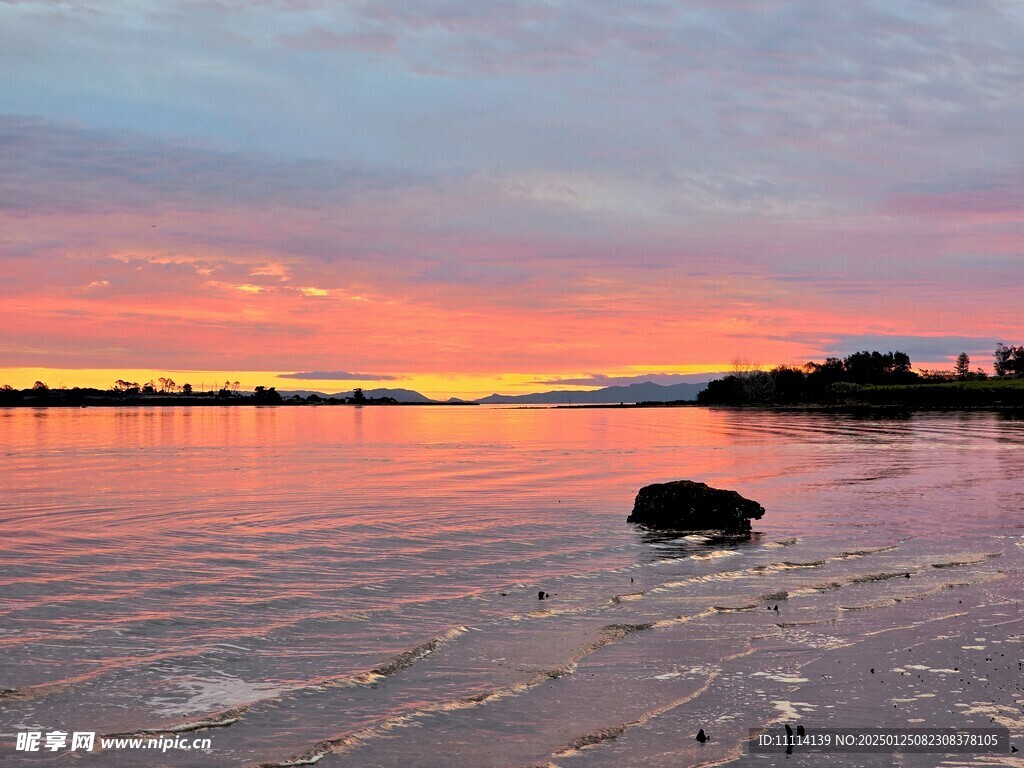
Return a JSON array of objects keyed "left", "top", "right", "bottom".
[{"left": 2, "top": 1, "right": 1021, "bottom": 398}]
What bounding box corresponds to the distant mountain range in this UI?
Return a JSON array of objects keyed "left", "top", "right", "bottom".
[
  {"left": 280, "top": 381, "right": 707, "bottom": 404},
  {"left": 278, "top": 388, "right": 436, "bottom": 403},
  {"left": 475, "top": 381, "right": 706, "bottom": 404}
]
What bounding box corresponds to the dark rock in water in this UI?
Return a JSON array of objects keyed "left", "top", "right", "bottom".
[
  {"left": 695, "top": 728, "right": 708, "bottom": 743},
  {"left": 538, "top": 591, "right": 549, "bottom": 600},
  {"left": 627, "top": 481, "right": 764, "bottom": 533}
]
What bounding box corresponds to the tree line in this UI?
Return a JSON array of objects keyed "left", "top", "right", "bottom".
[
  {"left": 0, "top": 380, "right": 393, "bottom": 406},
  {"left": 698, "top": 344, "right": 1024, "bottom": 406}
]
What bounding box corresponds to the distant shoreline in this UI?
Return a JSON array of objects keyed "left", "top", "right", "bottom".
[
  {"left": 6, "top": 400, "right": 1024, "bottom": 412},
  {"left": 0, "top": 397, "right": 478, "bottom": 408},
  {"left": 551, "top": 402, "right": 1024, "bottom": 412}
]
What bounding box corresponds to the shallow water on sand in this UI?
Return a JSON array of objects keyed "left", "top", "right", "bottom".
[{"left": 1, "top": 406, "right": 1023, "bottom": 766}]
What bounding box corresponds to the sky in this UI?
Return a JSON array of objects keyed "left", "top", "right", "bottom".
[{"left": 1, "top": 0, "right": 1021, "bottom": 398}]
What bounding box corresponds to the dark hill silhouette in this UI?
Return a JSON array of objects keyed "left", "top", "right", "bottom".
[
  {"left": 278, "top": 388, "right": 436, "bottom": 403},
  {"left": 475, "top": 381, "right": 704, "bottom": 404}
]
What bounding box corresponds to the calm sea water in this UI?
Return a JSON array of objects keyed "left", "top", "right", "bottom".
[{"left": 2, "top": 406, "right": 1023, "bottom": 767}]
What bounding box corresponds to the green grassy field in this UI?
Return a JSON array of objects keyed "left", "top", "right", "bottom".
[
  {"left": 863, "top": 378, "right": 1024, "bottom": 392},
  {"left": 852, "top": 377, "right": 1024, "bottom": 406}
]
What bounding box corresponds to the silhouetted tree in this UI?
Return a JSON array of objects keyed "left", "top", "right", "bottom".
[
  {"left": 351, "top": 387, "right": 367, "bottom": 404},
  {"left": 182, "top": 383, "right": 193, "bottom": 395},
  {"left": 995, "top": 343, "right": 1009, "bottom": 376},
  {"left": 954, "top": 353, "right": 971, "bottom": 380},
  {"left": 727, "top": 360, "right": 774, "bottom": 402},
  {"left": 841, "top": 351, "right": 909, "bottom": 384},
  {"left": 731, "top": 358, "right": 759, "bottom": 377},
  {"left": 994, "top": 343, "right": 1024, "bottom": 377},
  {"left": 771, "top": 365, "right": 806, "bottom": 403},
  {"left": 804, "top": 356, "right": 845, "bottom": 383},
  {"left": 252, "top": 386, "right": 282, "bottom": 404},
  {"left": 32, "top": 381, "right": 48, "bottom": 391},
  {"left": 697, "top": 375, "right": 747, "bottom": 404}
]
